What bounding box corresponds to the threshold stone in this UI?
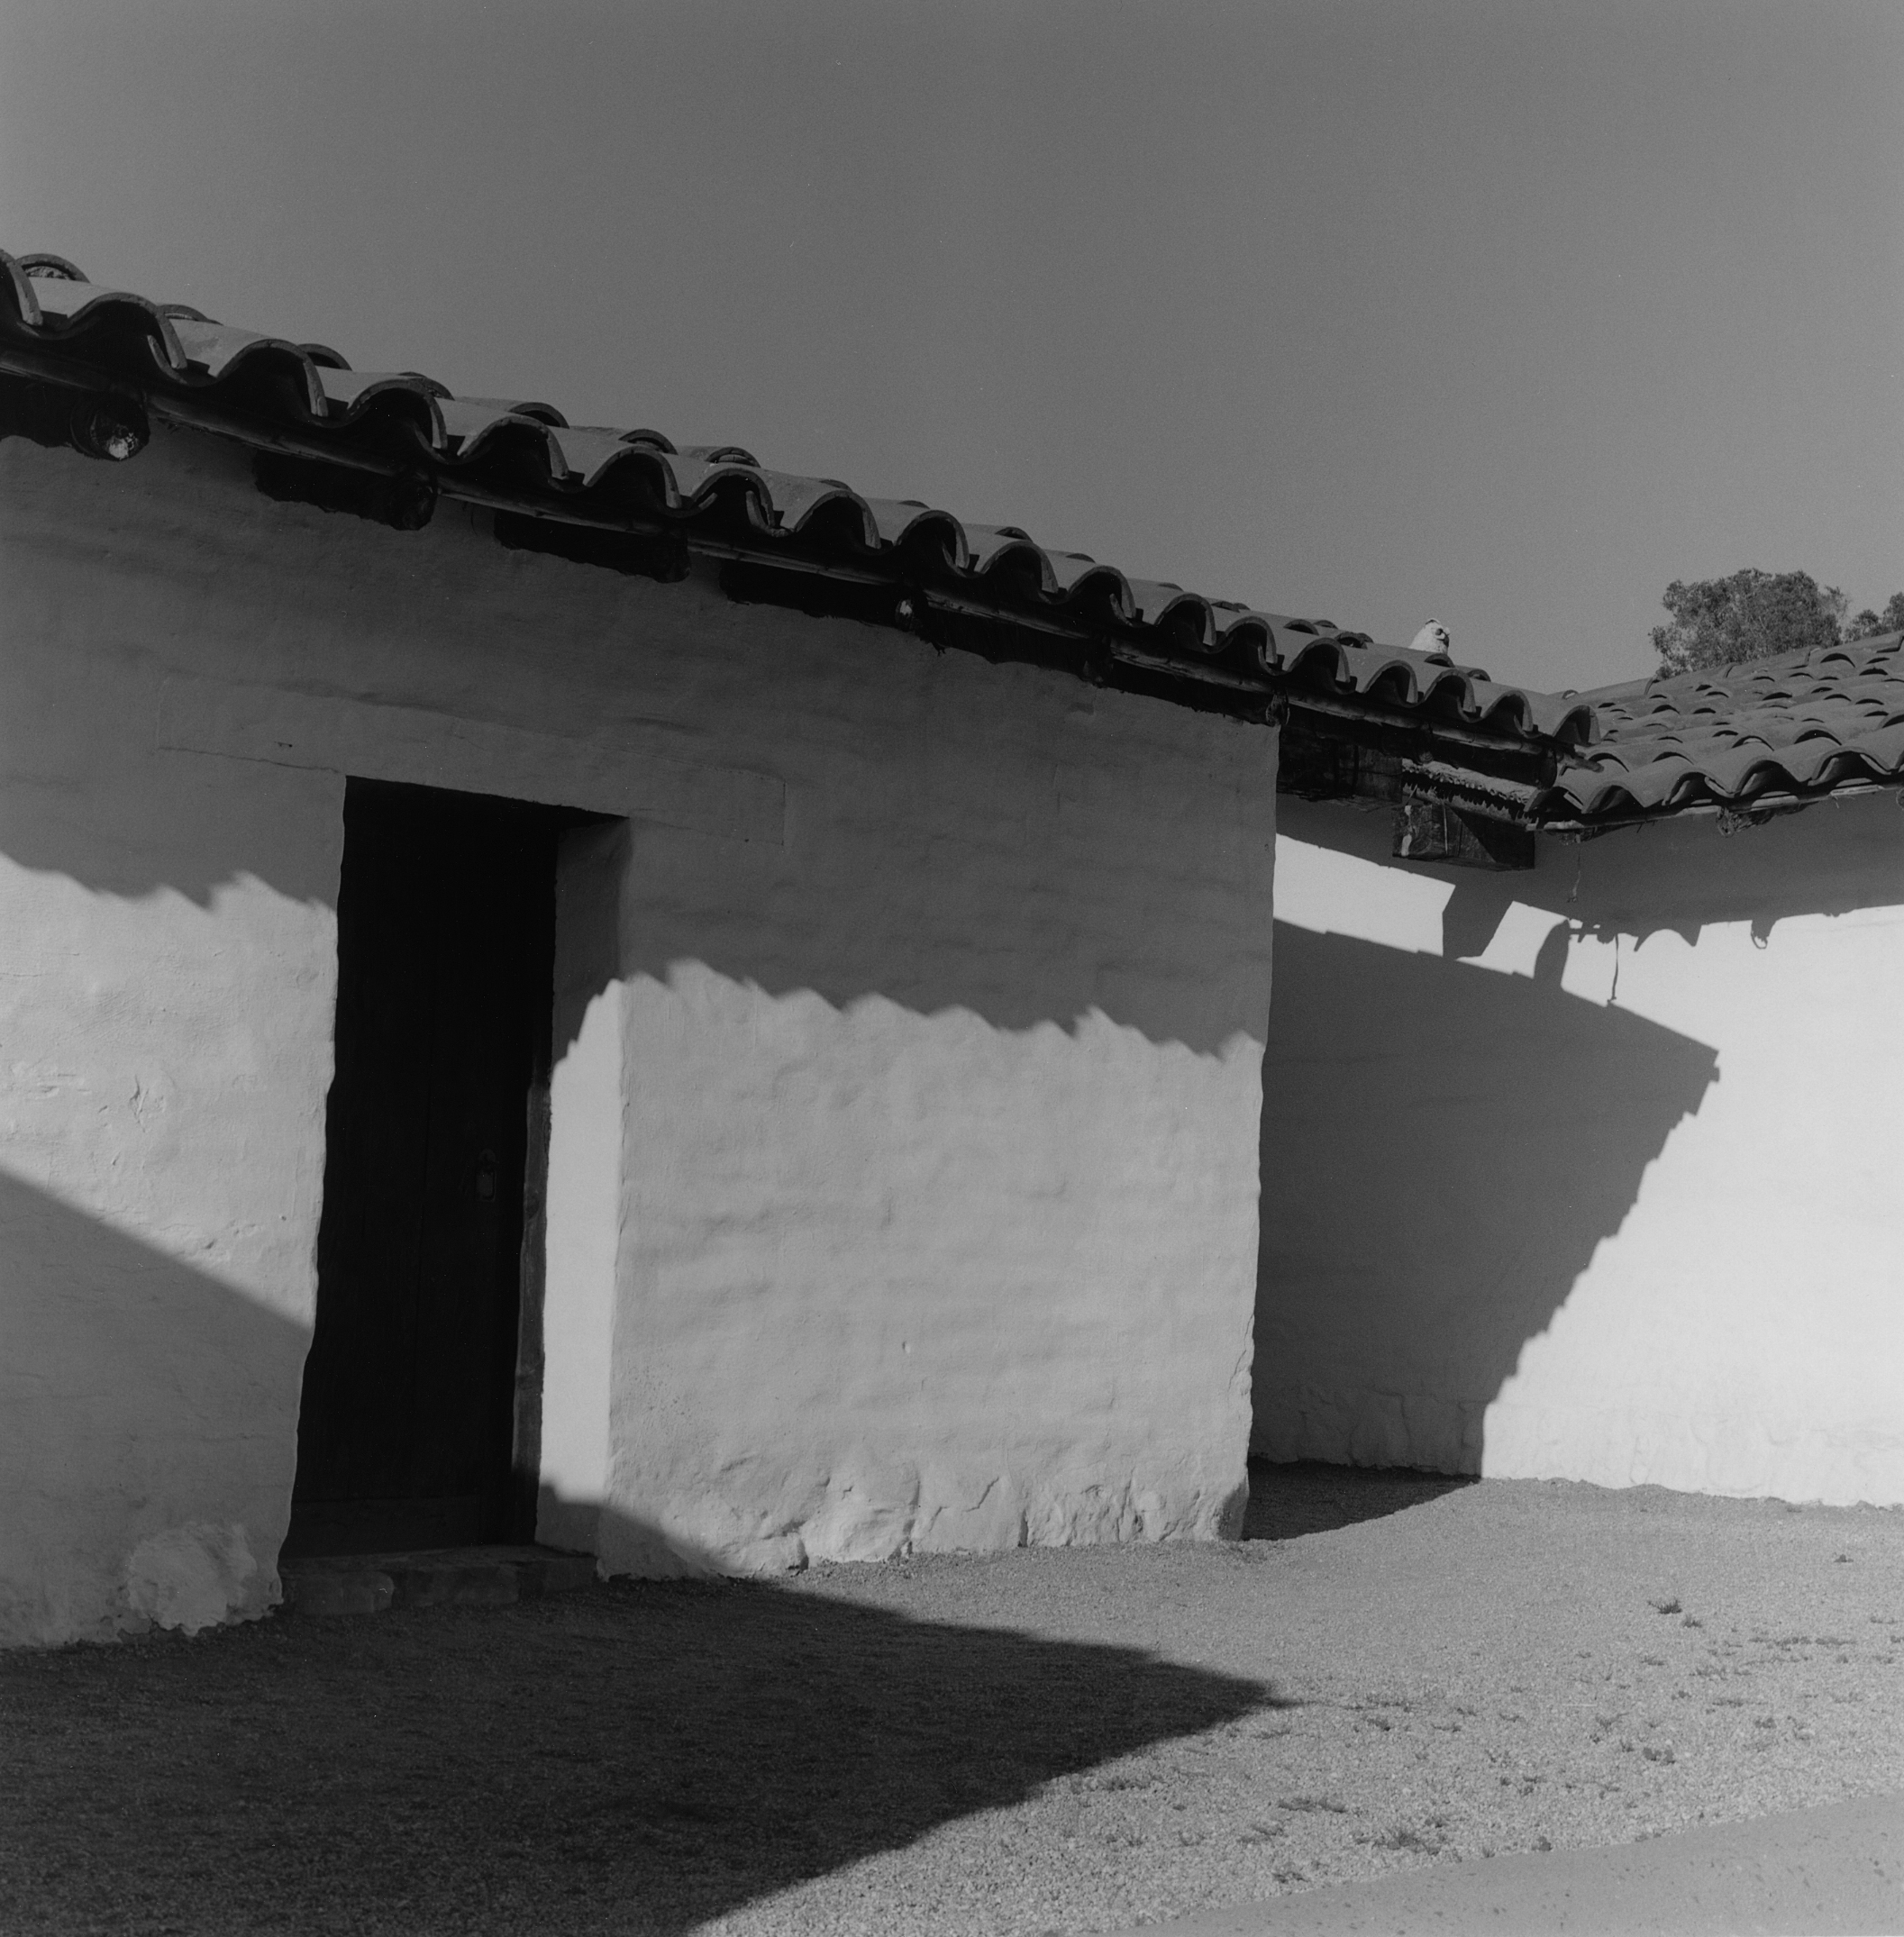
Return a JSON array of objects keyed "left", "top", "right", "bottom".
[{"left": 279, "top": 1545, "right": 597, "bottom": 1618}]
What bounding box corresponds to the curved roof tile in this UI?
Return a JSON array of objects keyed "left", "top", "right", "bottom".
[
  {"left": 1537, "top": 632, "right": 1904, "bottom": 823},
  {"left": 1, "top": 248, "right": 1594, "bottom": 750}
]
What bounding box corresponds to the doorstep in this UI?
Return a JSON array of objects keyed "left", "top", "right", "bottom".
[{"left": 279, "top": 1544, "right": 598, "bottom": 1617}]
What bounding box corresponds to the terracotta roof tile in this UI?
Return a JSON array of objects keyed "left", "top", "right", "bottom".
[
  {"left": 21, "top": 250, "right": 1904, "bottom": 834},
  {"left": 0, "top": 249, "right": 1590, "bottom": 751},
  {"left": 1538, "top": 634, "right": 1904, "bottom": 823}
]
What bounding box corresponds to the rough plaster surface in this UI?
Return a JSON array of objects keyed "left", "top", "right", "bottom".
[
  {"left": 536, "top": 831, "right": 628, "bottom": 1558},
  {"left": 1256, "top": 793, "right": 1904, "bottom": 1505},
  {"left": 600, "top": 973, "right": 1266, "bottom": 1576},
  {"left": 123, "top": 1522, "right": 265, "bottom": 1636},
  {"left": 1, "top": 428, "right": 1276, "bottom": 1635},
  {"left": 0, "top": 786, "right": 333, "bottom": 1644},
  {"left": 553, "top": 538, "right": 1280, "bottom": 1575}
]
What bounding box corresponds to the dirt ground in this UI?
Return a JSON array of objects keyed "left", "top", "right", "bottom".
[{"left": 3, "top": 1465, "right": 1900, "bottom": 1937}]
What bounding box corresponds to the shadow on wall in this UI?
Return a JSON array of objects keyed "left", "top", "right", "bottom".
[
  {"left": 0, "top": 1514, "right": 1289, "bottom": 1934},
  {"left": 4, "top": 432, "right": 1274, "bottom": 1055},
  {"left": 0, "top": 682, "right": 1263, "bottom": 1059},
  {"left": 0, "top": 1169, "right": 310, "bottom": 1646},
  {"left": 1437, "top": 795, "right": 1904, "bottom": 954},
  {"left": 1252, "top": 921, "right": 1720, "bottom": 1471},
  {"left": 1242, "top": 1457, "right": 1474, "bottom": 1541}
]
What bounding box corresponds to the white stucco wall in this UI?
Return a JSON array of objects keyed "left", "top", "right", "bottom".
[
  {"left": 1257, "top": 791, "right": 1904, "bottom": 1505},
  {"left": 1, "top": 424, "right": 1276, "bottom": 1641},
  {"left": 585, "top": 692, "right": 1273, "bottom": 1573},
  {"left": 535, "top": 826, "right": 628, "bottom": 1558}
]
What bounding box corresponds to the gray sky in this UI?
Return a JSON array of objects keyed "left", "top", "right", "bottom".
[{"left": 4, "top": 0, "right": 1899, "bottom": 693}]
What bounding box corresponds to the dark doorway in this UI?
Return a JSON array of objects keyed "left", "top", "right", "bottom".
[{"left": 287, "top": 779, "right": 573, "bottom": 1557}]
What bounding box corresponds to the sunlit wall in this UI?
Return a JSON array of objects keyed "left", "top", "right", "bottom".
[{"left": 1257, "top": 794, "right": 1904, "bottom": 1506}]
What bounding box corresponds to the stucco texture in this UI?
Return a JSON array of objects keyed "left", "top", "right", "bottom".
[
  {"left": 539, "top": 532, "right": 1278, "bottom": 1575},
  {"left": 1256, "top": 791, "right": 1904, "bottom": 1506},
  {"left": 0, "top": 526, "right": 339, "bottom": 1641},
  {"left": 1, "top": 426, "right": 1275, "bottom": 1639}
]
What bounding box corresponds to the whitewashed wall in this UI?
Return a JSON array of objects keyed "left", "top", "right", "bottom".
[
  {"left": 559, "top": 662, "right": 1275, "bottom": 1576},
  {"left": 1257, "top": 792, "right": 1904, "bottom": 1506},
  {"left": 0, "top": 426, "right": 1276, "bottom": 1642}
]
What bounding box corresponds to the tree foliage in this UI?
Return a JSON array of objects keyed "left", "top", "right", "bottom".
[
  {"left": 1651, "top": 570, "right": 1904, "bottom": 677},
  {"left": 1845, "top": 590, "right": 1904, "bottom": 641},
  {"left": 1650, "top": 569, "right": 1842, "bottom": 676}
]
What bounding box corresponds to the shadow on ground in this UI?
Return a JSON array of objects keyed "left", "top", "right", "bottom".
[
  {"left": 0, "top": 1573, "right": 1287, "bottom": 1936},
  {"left": 1242, "top": 1459, "right": 1476, "bottom": 1542}
]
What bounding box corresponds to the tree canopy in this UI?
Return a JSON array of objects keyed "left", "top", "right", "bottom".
[
  {"left": 1846, "top": 590, "right": 1904, "bottom": 641},
  {"left": 1650, "top": 571, "right": 1904, "bottom": 677}
]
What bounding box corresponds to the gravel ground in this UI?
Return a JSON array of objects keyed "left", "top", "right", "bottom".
[{"left": 3, "top": 1467, "right": 1900, "bottom": 1936}]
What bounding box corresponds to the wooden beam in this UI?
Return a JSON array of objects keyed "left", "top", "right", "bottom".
[{"left": 1392, "top": 800, "right": 1535, "bottom": 870}]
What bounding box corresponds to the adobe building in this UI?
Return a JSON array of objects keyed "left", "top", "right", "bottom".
[
  {"left": 12, "top": 249, "right": 1894, "bottom": 1651},
  {"left": 1260, "top": 640, "right": 1904, "bottom": 1508},
  {"left": 0, "top": 250, "right": 1569, "bottom": 1646}
]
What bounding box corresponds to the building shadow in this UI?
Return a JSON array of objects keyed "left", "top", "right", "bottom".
[
  {"left": 1242, "top": 1457, "right": 1475, "bottom": 1541},
  {"left": 1255, "top": 789, "right": 1904, "bottom": 1479},
  {"left": 0, "top": 1537, "right": 1289, "bottom": 1934},
  {"left": 0, "top": 1169, "right": 309, "bottom": 1646},
  {"left": 5, "top": 430, "right": 1274, "bottom": 1057},
  {"left": 1435, "top": 786, "right": 1904, "bottom": 952},
  {"left": 1253, "top": 919, "right": 1721, "bottom": 1472}
]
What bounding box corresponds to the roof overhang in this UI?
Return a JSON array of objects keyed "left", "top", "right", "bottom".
[{"left": 0, "top": 248, "right": 1592, "bottom": 796}]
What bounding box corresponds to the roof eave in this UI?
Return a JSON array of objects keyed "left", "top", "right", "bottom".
[{"left": 0, "top": 258, "right": 1587, "bottom": 766}]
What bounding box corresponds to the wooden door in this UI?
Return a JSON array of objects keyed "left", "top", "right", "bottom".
[{"left": 287, "top": 779, "right": 561, "bottom": 1557}]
